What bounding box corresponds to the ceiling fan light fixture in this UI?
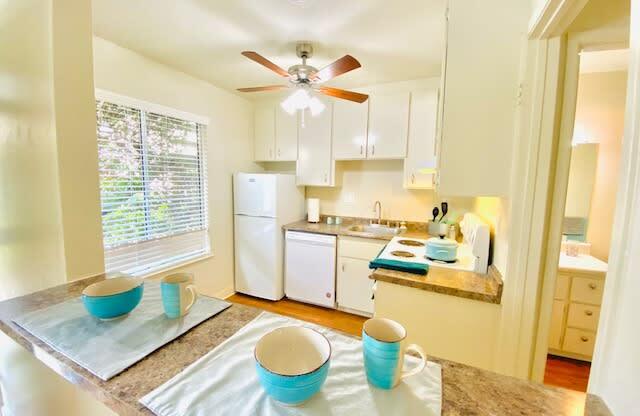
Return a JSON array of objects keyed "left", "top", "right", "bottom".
[{"left": 308, "top": 96, "right": 325, "bottom": 117}]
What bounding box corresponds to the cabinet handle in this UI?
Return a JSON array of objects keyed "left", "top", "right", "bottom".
[
  {"left": 360, "top": 144, "right": 364, "bottom": 155},
  {"left": 324, "top": 173, "right": 328, "bottom": 183},
  {"left": 371, "top": 144, "right": 375, "bottom": 155},
  {"left": 580, "top": 336, "right": 589, "bottom": 342},
  {"left": 341, "top": 263, "right": 345, "bottom": 272},
  {"left": 584, "top": 310, "right": 593, "bottom": 316},
  {"left": 411, "top": 174, "right": 415, "bottom": 184},
  {"left": 588, "top": 283, "right": 597, "bottom": 290},
  {"left": 278, "top": 148, "right": 281, "bottom": 157}
]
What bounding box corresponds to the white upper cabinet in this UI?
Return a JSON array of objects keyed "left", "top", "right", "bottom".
[
  {"left": 437, "top": 0, "right": 528, "bottom": 196},
  {"left": 275, "top": 106, "right": 298, "bottom": 161},
  {"left": 297, "top": 100, "right": 334, "bottom": 186},
  {"left": 404, "top": 88, "right": 438, "bottom": 189},
  {"left": 254, "top": 104, "right": 275, "bottom": 161},
  {"left": 332, "top": 100, "right": 368, "bottom": 160},
  {"left": 367, "top": 92, "right": 410, "bottom": 159}
]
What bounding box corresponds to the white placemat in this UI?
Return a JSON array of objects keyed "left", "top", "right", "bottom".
[
  {"left": 140, "top": 312, "right": 442, "bottom": 416},
  {"left": 13, "top": 281, "right": 231, "bottom": 380}
]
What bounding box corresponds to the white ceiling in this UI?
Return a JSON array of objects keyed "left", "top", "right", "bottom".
[
  {"left": 580, "top": 49, "right": 629, "bottom": 74},
  {"left": 92, "top": 0, "right": 445, "bottom": 95}
]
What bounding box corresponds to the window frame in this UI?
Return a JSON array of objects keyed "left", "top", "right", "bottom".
[{"left": 95, "top": 90, "right": 210, "bottom": 275}]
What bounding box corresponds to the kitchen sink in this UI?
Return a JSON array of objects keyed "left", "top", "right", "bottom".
[{"left": 347, "top": 224, "right": 401, "bottom": 236}]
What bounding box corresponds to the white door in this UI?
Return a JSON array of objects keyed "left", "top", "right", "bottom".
[
  {"left": 234, "top": 215, "right": 282, "bottom": 300},
  {"left": 404, "top": 88, "right": 438, "bottom": 189},
  {"left": 275, "top": 106, "right": 298, "bottom": 161},
  {"left": 297, "top": 102, "right": 333, "bottom": 186},
  {"left": 254, "top": 104, "right": 275, "bottom": 161},
  {"left": 367, "top": 92, "right": 410, "bottom": 159},
  {"left": 337, "top": 256, "right": 375, "bottom": 315},
  {"left": 332, "top": 99, "right": 368, "bottom": 160},
  {"left": 285, "top": 232, "right": 336, "bottom": 308},
  {"left": 233, "top": 173, "right": 277, "bottom": 217}
]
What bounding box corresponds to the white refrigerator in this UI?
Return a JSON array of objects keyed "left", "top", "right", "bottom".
[{"left": 233, "top": 173, "right": 305, "bottom": 300}]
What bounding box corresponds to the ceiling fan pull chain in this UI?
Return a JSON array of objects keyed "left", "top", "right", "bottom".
[{"left": 301, "top": 108, "right": 306, "bottom": 128}]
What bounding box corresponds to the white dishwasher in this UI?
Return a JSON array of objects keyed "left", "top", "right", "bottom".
[{"left": 285, "top": 231, "right": 337, "bottom": 308}]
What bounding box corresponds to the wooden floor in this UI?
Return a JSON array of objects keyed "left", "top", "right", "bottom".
[
  {"left": 229, "top": 294, "right": 591, "bottom": 392},
  {"left": 543, "top": 355, "right": 591, "bottom": 392},
  {"left": 227, "top": 293, "right": 366, "bottom": 337}
]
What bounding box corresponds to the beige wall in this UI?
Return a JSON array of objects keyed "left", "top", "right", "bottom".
[
  {"left": 93, "top": 37, "right": 259, "bottom": 297},
  {"left": 565, "top": 143, "right": 598, "bottom": 218},
  {"left": 307, "top": 160, "right": 475, "bottom": 223},
  {"left": 574, "top": 71, "right": 627, "bottom": 261},
  {"left": 0, "top": 2, "right": 114, "bottom": 415}
]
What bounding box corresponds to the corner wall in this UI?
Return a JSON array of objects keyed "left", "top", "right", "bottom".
[{"left": 92, "top": 37, "right": 260, "bottom": 297}]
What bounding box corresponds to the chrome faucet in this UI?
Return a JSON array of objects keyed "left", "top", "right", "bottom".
[{"left": 373, "top": 201, "right": 382, "bottom": 225}]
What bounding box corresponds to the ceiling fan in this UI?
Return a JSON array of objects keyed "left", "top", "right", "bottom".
[{"left": 236, "top": 42, "right": 369, "bottom": 110}]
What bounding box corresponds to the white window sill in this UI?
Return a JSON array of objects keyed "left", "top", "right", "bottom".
[{"left": 135, "top": 253, "right": 215, "bottom": 279}]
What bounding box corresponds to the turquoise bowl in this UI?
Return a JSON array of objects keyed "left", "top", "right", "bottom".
[
  {"left": 82, "top": 277, "right": 144, "bottom": 320},
  {"left": 255, "top": 326, "right": 331, "bottom": 406}
]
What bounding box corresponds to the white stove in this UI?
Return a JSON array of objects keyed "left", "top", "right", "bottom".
[{"left": 377, "top": 213, "right": 491, "bottom": 274}]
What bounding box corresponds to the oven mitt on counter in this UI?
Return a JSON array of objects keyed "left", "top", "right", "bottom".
[{"left": 369, "top": 248, "right": 429, "bottom": 275}]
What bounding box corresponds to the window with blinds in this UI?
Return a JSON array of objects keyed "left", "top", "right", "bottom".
[{"left": 96, "top": 98, "right": 209, "bottom": 276}]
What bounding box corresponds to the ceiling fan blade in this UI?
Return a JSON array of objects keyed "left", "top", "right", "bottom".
[
  {"left": 237, "top": 85, "right": 289, "bottom": 93},
  {"left": 309, "top": 55, "right": 361, "bottom": 82},
  {"left": 241, "top": 51, "right": 289, "bottom": 77},
  {"left": 318, "top": 87, "right": 369, "bottom": 103}
]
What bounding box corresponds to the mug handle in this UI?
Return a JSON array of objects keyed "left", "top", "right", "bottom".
[
  {"left": 185, "top": 284, "right": 198, "bottom": 313},
  {"left": 401, "top": 344, "right": 427, "bottom": 380}
]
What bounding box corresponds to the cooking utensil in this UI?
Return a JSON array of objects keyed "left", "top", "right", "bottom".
[
  {"left": 439, "top": 202, "right": 448, "bottom": 223},
  {"left": 431, "top": 207, "right": 439, "bottom": 222},
  {"left": 425, "top": 236, "right": 458, "bottom": 262}
]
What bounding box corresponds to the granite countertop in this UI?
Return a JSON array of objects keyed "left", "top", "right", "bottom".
[
  {"left": 0, "top": 275, "right": 611, "bottom": 415},
  {"left": 283, "top": 218, "right": 504, "bottom": 304},
  {"left": 371, "top": 264, "right": 503, "bottom": 304}
]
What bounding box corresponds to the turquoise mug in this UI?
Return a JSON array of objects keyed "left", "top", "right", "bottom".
[
  {"left": 362, "top": 318, "right": 427, "bottom": 389},
  {"left": 161, "top": 273, "right": 197, "bottom": 318}
]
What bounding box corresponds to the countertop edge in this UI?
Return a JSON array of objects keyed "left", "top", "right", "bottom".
[{"left": 370, "top": 265, "right": 504, "bottom": 305}]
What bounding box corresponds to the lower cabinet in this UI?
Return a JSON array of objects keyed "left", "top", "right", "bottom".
[
  {"left": 548, "top": 270, "right": 606, "bottom": 361},
  {"left": 336, "top": 236, "right": 386, "bottom": 317}
]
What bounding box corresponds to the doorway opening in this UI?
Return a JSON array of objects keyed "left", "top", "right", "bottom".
[{"left": 542, "top": 48, "right": 629, "bottom": 392}]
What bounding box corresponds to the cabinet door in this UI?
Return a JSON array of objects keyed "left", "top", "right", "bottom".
[
  {"left": 332, "top": 99, "right": 368, "bottom": 160},
  {"left": 548, "top": 300, "right": 565, "bottom": 350},
  {"left": 367, "top": 92, "right": 409, "bottom": 159},
  {"left": 404, "top": 88, "right": 438, "bottom": 189},
  {"left": 254, "top": 104, "right": 275, "bottom": 161},
  {"left": 297, "top": 101, "right": 334, "bottom": 186},
  {"left": 337, "top": 257, "right": 374, "bottom": 315},
  {"left": 275, "top": 106, "right": 298, "bottom": 161},
  {"left": 437, "top": 0, "right": 528, "bottom": 196}
]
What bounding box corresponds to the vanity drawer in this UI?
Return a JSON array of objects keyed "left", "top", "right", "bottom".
[
  {"left": 567, "top": 303, "right": 600, "bottom": 331},
  {"left": 562, "top": 328, "right": 596, "bottom": 357},
  {"left": 570, "top": 277, "right": 604, "bottom": 305},
  {"left": 555, "top": 274, "right": 570, "bottom": 300},
  {"left": 338, "top": 236, "right": 387, "bottom": 260}
]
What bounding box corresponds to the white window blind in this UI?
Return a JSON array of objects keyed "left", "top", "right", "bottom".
[{"left": 96, "top": 99, "right": 209, "bottom": 276}]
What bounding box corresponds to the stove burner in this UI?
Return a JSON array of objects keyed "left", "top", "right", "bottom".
[
  {"left": 425, "top": 256, "right": 458, "bottom": 264},
  {"left": 390, "top": 250, "right": 416, "bottom": 258},
  {"left": 397, "top": 239, "right": 425, "bottom": 247}
]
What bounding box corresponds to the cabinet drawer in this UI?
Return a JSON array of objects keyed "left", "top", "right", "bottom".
[
  {"left": 570, "top": 277, "right": 604, "bottom": 305},
  {"left": 562, "top": 328, "right": 596, "bottom": 357},
  {"left": 555, "top": 274, "right": 570, "bottom": 300},
  {"left": 567, "top": 303, "right": 600, "bottom": 331},
  {"left": 338, "top": 237, "right": 387, "bottom": 260}
]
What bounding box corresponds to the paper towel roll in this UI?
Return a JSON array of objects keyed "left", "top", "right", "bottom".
[{"left": 307, "top": 198, "right": 320, "bottom": 223}]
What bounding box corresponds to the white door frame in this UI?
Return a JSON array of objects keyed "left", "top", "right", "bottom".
[
  {"left": 529, "top": 27, "right": 629, "bottom": 382},
  {"left": 493, "top": 0, "right": 631, "bottom": 380}
]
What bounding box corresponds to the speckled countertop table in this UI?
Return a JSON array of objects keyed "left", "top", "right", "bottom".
[
  {"left": 0, "top": 275, "right": 611, "bottom": 415},
  {"left": 283, "top": 218, "right": 504, "bottom": 304}
]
